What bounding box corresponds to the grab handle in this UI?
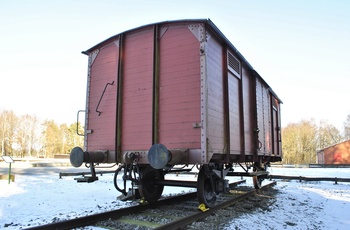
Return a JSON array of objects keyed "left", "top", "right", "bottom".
[
  {"left": 96, "top": 81, "right": 114, "bottom": 116},
  {"left": 76, "top": 110, "right": 85, "bottom": 136}
]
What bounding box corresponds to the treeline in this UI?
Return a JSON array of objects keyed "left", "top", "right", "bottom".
[
  {"left": 2, "top": 109, "right": 350, "bottom": 163},
  {"left": 282, "top": 115, "right": 350, "bottom": 164},
  {"left": 0, "top": 110, "right": 83, "bottom": 158}
]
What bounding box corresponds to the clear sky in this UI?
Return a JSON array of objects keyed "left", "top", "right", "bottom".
[{"left": 1, "top": 0, "right": 349, "bottom": 130}]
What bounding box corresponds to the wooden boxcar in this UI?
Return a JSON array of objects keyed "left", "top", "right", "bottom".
[{"left": 70, "top": 19, "right": 282, "bottom": 207}]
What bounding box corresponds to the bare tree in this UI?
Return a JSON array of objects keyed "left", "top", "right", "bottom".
[
  {"left": 42, "top": 120, "right": 61, "bottom": 158},
  {"left": 343, "top": 114, "right": 350, "bottom": 140},
  {"left": 53, "top": 123, "right": 84, "bottom": 155},
  {"left": 0, "top": 110, "right": 17, "bottom": 156},
  {"left": 282, "top": 119, "right": 317, "bottom": 164},
  {"left": 317, "top": 120, "right": 342, "bottom": 150},
  {"left": 16, "top": 114, "right": 40, "bottom": 158},
  {"left": 59, "top": 123, "right": 70, "bottom": 154},
  {"left": 1, "top": 110, "right": 84, "bottom": 159},
  {"left": 67, "top": 122, "right": 84, "bottom": 152}
]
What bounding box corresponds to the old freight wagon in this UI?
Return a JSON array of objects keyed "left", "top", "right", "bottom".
[
  {"left": 70, "top": 19, "right": 282, "bottom": 207},
  {"left": 317, "top": 139, "right": 350, "bottom": 165}
]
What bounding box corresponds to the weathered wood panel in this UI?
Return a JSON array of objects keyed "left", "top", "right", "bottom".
[
  {"left": 270, "top": 96, "right": 282, "bottom": 157},
  {"left": 206, "top": 33, "right": 225, "bottom": 154},
  {"left": 158, "top": 25, "right": 201, "bottom": 149},
  {"left": 121, "top": 27, "right": 154, "bottom": 151},
  {"left": 242, "top": 67, "right": 254, "bottom": 154},
  {"left": 82, "top": 19, "right": 283, "bottom": 164},
  {"left": 87, "top": 42, "right": 118, "bottom": 151},
  {"left": 228, "top": 72, "right": 241, "bottom": 154},
  {"left": 256, "top": 78, "right": 272, "bottom": 155}
]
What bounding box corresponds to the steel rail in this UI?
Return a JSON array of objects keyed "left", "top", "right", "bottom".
[
  {"left": 25, "top": 180, "right": 246, "bottom": 230},
  {"left": 24, "top": 192, "right": 196, "bottom": 230},
  {"left": 155, "top": 181, "right": 277, "bottom": 230},
  {"left": 269, "top": 175, "right": 350, "bottom": 184}
]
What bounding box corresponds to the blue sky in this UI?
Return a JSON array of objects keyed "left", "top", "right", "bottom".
[{"left": 1, "top": 0, "right": 349, "bottom": 130}]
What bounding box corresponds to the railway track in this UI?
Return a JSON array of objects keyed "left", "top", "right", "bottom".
[
  {"left": 268, "top": 174, "right": 350, "bottom": 184},
  {"left": 25, "top": 180, "right": 276, "bottom": 230}
]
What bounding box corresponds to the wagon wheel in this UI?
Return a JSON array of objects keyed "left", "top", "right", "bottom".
[
  {"left": 252, "top": 174, "right": 264, "bottom": 189},
  {"left": 138, "top": 165, "right": 164, "bottom": 204},
  {"left": 252, "top": 163, "right": 265, "bottom": 189},
  {"left": 197, "top": 165, "right": 217, "bottom": 208}
]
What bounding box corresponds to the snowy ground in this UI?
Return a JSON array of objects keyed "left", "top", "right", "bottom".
[
  {"left": 230, "top": 167, "right": 350, "bottom": 230},
  {"left": 1, "top": 163, "right": 350, "bottom": 229}
]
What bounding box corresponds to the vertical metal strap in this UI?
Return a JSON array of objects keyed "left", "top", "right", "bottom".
[
  {"left": 116, "top": 34, "right": 124, "bottom": 162},
  {"left": 199, "top": 24, "right": 208, "bottom": 164},
  {"left": 253, "top": 76, "right": 259, "bottom": 161},
  {"left": 238, "top": 58, "right": 245, "bottom": 158},
  {"left": 223, "top": 46, "right": 230, "bottom": 160},
  {"left": 84, "top": 52, "right": 95, "bottom": 151},
  {"left": 152, "top": 25, "right": 160, "bottom": 145}
]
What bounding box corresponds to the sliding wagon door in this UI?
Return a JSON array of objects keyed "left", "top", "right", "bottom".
[
  {"left": 271, "top": 96, "right": 282, "bottom": 157},
  {"left": 255, "top": 78, "right": 272, "bottom": 155}
]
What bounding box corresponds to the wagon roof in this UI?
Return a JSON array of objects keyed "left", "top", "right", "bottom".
[{"left": 83, "top": 19, "right": 282, "bottom": 103}]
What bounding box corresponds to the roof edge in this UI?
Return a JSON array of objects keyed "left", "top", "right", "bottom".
[
  {"left": 82, "top": 18, "right": 209, "bottom": 54},
  {"left": 82, "top": 19, "right": 282, "bottom": 102}
]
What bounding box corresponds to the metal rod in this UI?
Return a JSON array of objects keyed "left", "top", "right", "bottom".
[
  {"left": 154, "top": 180, "right": 197, "bottom": 188},
  {"left": 96, "top": 81, "right": 114, "bottom": 116},
  {"left": 8, "top": 162, "right": 11, "bottom": 184}
]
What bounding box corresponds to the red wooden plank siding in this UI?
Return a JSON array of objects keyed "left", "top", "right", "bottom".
[
  {"left": 256, "top": 78, "right": 272, "bottom": 155},
  {"left": 272, "top": 98, "right": 279, "bottom": 156},
  {"left": 228, "top": 72, "right": 242, "bottom": 154},
  {"left": 80, "top": 20, "right": 283, "bottom": 165},
  {"left": 87, "top": 42, "right": 118, "bottom": 151},
  {"left": 242, "top": 67, "right": 254, "bottom": 155},
  {"left": 158, "top": 25, "right": 201, "bottom": 150},
  {"left": 264, "top": 91, "right": 272, "bottom": 155},
  {"left": 206, "top": 34, "right": 225, "bottom": 154},
  {"left": 121, "top": 27, "right": 154, "bottom": 151}
]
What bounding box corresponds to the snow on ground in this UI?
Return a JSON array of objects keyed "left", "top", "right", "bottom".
[
  {"left": 0, "top": 164, "right": 350, "bottom": 229},
  {"left": 227, "top": 167, "right": 350, "bottom": 230}
]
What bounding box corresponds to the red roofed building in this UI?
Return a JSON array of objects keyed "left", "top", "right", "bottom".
[{"left": 317, "top": 140, "right": 350, "bottom": 164}]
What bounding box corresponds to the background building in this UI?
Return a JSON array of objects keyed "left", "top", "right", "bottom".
[{"left": 317, "top": 140, "right": 350, "bottom": 164}]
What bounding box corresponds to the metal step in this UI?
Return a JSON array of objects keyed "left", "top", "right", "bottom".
[{"left": 74, "top": 176, "right": 98, "bottom": 183}]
